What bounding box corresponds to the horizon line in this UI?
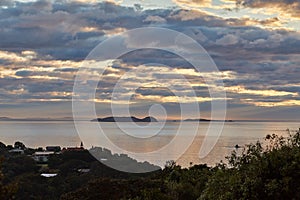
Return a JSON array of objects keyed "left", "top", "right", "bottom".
[{"left": 0, "top": 116, "right": 299, "bottom": 123}]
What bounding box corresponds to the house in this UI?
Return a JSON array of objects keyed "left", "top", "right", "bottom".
[
  {"left": 8, "top": 149, "right": 24, "bottom": 154},
  {"left": 77, "top": 168, "right": 90, "bottom": 173},
  {"left": 62, "top": 141, "right": 85, "bottom": 152},
  {"left": 41, "top": 173, "right": 57, "bottom": 178},
  {"left": 46, "top": 146, "right": 61, "bottom": 152},
  {"left": 33, "top": 151, "right": 55, "bottom": 163},
  {"left": 62, "top": 147, "right": 85, "bottom": 152}
]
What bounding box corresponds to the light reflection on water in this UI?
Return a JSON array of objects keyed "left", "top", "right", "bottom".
[{"left": 0, "top": 121, "right": 298, "bottom": 167}]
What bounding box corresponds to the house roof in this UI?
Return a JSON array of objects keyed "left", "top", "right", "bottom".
[
  {"left": 34, "top": 151, "right": 55, "bottom": 156},
  {"left": 8, "top": 149, "right": 24, "bottom": 153},
  {"left": 41, "top": 173, "right": 57, "bottom": 178}
]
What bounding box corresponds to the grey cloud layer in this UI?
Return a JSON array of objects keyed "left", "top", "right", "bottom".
[{"left": 0, "top": 0, "right": 299, "bottom": 118}]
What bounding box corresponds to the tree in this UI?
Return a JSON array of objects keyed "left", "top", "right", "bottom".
[
  {"left": 0, "top": 158, "right": 17, "bottom": 199},
  {"left": 13, "top": 142, "right": 25, "bottom": 150},
  {"left": 200, "top": 131, "right": 300, "bottom": 199}
]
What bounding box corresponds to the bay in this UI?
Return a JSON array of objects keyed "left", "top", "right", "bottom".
[{"left": 0, "top": 121, "right": 299, "bottom": 167}]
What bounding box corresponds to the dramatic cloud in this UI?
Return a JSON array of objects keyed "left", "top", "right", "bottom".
[
  {"left": 173, "top": 0, "right": 212, "bottom": 8},
  {"left": 0, "top": 0, "right": 299, "bottom": 119},
  {"left": 233, "top": 0, "right": 300, "bottom": 18}
]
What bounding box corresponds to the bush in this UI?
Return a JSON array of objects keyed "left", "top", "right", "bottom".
[{"left": 200, "top": 131, "right": 300, "bottom": 200}]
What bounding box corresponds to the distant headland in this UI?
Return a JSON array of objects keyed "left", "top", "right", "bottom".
[{"left": 0, "top": 117, "right": 74, "bottom": 121}]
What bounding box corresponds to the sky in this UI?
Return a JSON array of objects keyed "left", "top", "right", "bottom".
[{"left": 0, "top": 0, "right": 300, "bottom": 120}]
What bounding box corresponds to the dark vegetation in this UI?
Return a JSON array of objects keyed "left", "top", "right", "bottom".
[{"left": 1, "top": 129, "right": 300, "bottom": 199}]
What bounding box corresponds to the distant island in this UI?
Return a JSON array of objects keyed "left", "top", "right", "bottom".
[{"left": 91, "top": 116, "right": 158, "bottom": 122}]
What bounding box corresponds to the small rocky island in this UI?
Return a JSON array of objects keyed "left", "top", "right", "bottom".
[{"left": 91, "top": 116, "right": 158, "bottom": 122}]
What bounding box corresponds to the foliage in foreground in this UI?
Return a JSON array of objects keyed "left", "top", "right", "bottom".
[
  {"left": 1, "top": 129, "right": 300, "bottom": 199},
  {"left": 201, "top": 132, "right": 300, "bottom": 200}
]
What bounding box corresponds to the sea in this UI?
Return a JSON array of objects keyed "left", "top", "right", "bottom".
[{"left": 0, "top": 121, "right": 299, "bottom": 167}]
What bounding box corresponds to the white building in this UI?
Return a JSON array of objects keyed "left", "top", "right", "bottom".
[
  {"left": 8, "top": 149, "right": 24, "bottom": 154},
  {"left": 33, "top": 151, "right": 55, "bottom": 163}
]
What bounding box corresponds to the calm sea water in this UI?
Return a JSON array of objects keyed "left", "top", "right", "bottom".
[{"left": 0, "top": 121, "right": 299, "bottom": 167}]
